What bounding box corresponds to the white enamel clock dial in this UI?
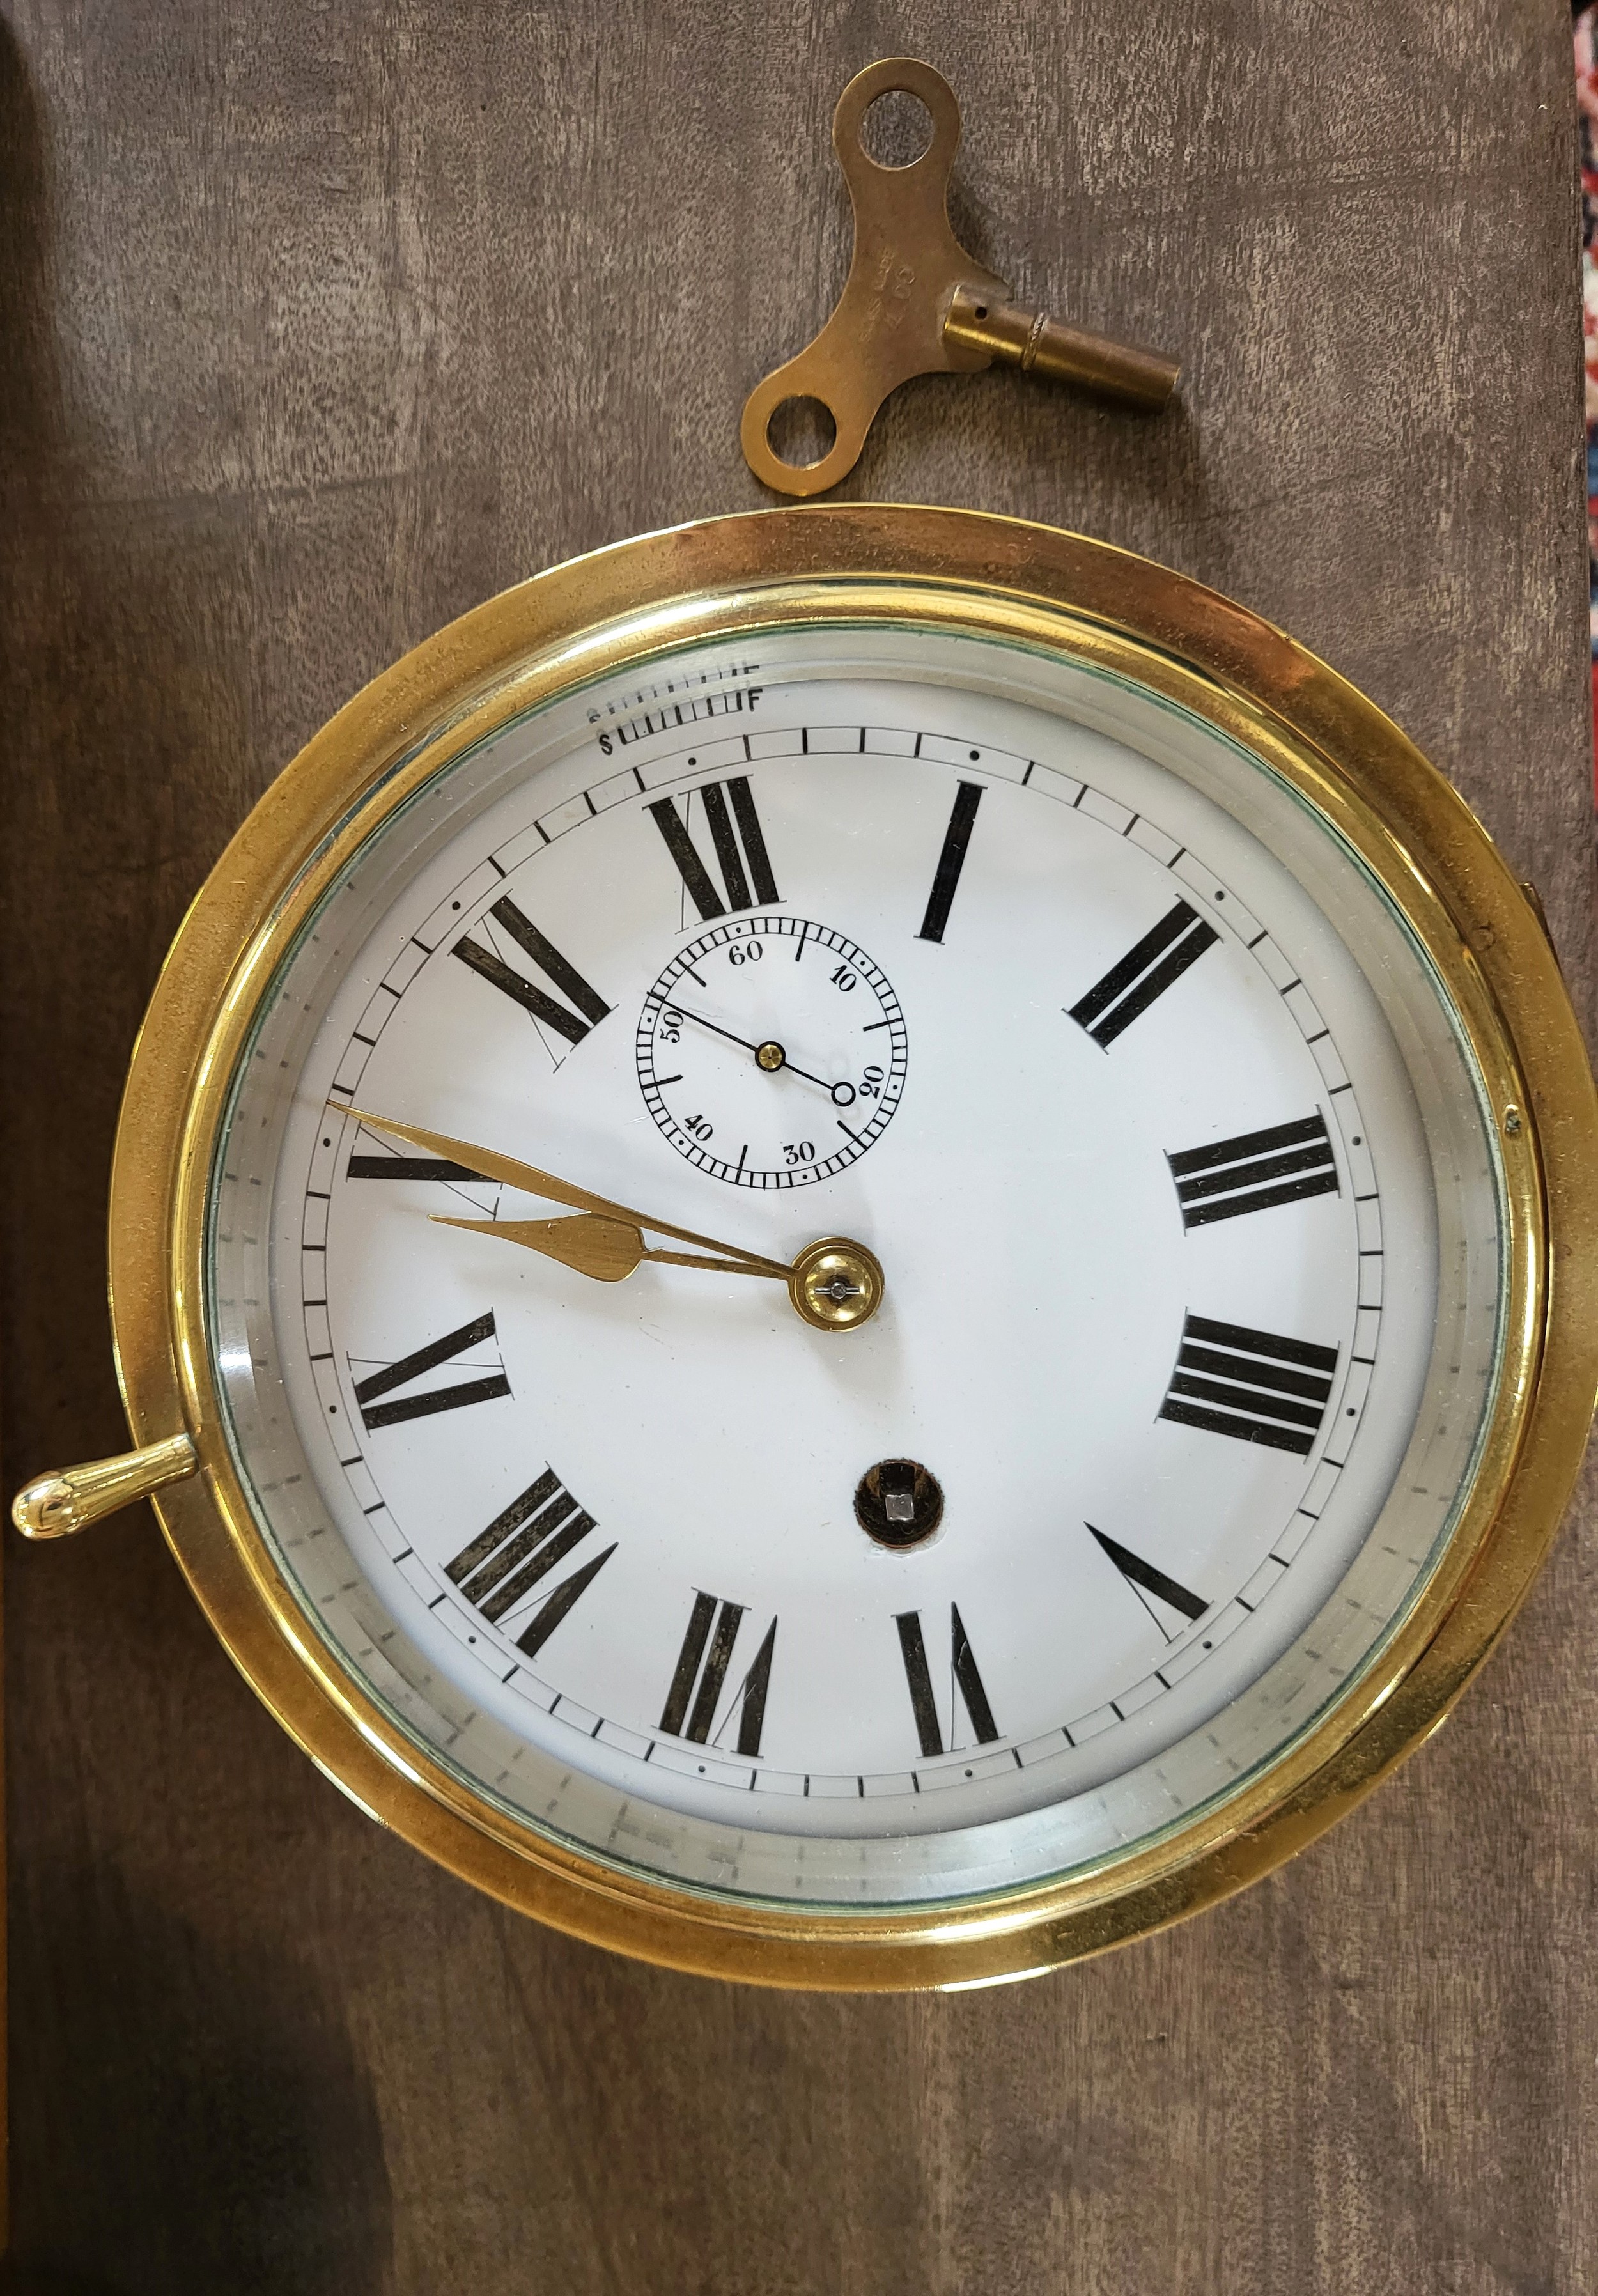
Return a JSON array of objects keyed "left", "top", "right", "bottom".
[{"left": 209, "top": 620, "right": 1504, "bottom": 1907}]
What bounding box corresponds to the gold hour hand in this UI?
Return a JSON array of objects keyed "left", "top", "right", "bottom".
[{"left": 432, "top": 1213, "right": 777, "bottom": 1284}]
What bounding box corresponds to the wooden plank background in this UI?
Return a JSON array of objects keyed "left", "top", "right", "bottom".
[{"left": 2, "top": 3, "right": 1594, "bottom": 2288}]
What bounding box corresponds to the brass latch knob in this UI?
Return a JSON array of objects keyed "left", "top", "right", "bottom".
[{"left": 12, "top": 1432, "right": 198, "bottom": 1539}]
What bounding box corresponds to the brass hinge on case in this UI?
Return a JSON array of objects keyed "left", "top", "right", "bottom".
[
  {"left": 1519, "top": 879, "right": 1562, "bottom": 968},
  {"left": 12, "top": 1432, "right": 198, "bottom": 1539}
]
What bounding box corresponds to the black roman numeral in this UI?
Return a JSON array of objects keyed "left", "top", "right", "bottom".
[
  {"left": 346, "top": 1119, "right": 486, "bottom": 1184},
  {"left": 1087, "top": 1525, "right": 1209, "bottom": 1641},
  {"left": 648, "top": 775, "right": 779, "bottom": 920},
  {"left": 453, "top": 896, "right": 610, "bottom": 1046},
  {"left": 658, "top": 1593, "right": 777, "bottom": 1757},
  {"left": 1158, "top": 1312, "right": 1338, "bottom": 1455},
  {"left": 352, "top": 1310, "right": 511, "bottom": 1430},
  {"left": 347, "top": 1154, "right": 482, "bottom": 1181},
  {"left": 1069, "top": 899, "right": 1219, "bottom": 1048},
  {"left": 446, "top": 1468, "right": 595, "bottom": 1621},
  {"left": 1167, "top": 1113, "right": 1338, "bottom": 1228},
  {"left": 918, "top": 780, "right": 984, "bottom": 943},
  {"left": 443, "top": 1468, "right": 614, "bottom": 1657},
  {"left": 895, "top": 1603, "right": 1000, "bottom": 1760}
]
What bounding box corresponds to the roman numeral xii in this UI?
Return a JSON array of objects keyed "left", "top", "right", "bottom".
[{"left": 648, "top": 776, "right": 779, "bottom": 920}]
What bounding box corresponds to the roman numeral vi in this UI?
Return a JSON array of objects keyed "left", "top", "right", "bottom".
[
  {"left": 1158, "top": 1312, "right": 1338, "bottom": 1455},
  {"left": 352, "top": 1310, "right": 511, "bottom": 1431},
  {"left": 659, "top": 1592, "right": 777, "bottom": 1757},
  {"left": 648, "top": 775, "right": 779, "bottom": 920},
  {"left": 895, "top": 1604, "right": 1000, "bottom": 1760}
]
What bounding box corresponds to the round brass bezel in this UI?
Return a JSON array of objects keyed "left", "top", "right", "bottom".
[{"left": 107, "top": 506, "right": 1598, "bottom": 1989}]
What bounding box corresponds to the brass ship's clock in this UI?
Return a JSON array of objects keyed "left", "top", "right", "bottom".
[{"left": 16, "top": 507, "right": 1597, "bottom": 1989}]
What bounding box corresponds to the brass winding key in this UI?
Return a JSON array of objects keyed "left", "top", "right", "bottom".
[{"left": 741, "top": 56, "right": 1180, "bottom": 497}]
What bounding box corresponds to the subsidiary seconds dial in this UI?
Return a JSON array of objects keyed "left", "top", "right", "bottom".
[{"left": 635, "top": 915, "right": 908, "bottom": 1186}]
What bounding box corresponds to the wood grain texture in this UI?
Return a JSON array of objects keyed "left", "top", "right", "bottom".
[{"left": 1, "top": 2, "right": 1592, "bottom": 2289}]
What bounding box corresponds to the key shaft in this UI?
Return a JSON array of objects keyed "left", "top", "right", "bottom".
[{"left": 942, "top": 284, "right": 1178, "bottom": 413}]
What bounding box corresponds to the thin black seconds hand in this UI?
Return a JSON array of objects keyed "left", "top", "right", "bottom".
[{"left": 661, "top": 998, "right": 840, "bottom": 1095}]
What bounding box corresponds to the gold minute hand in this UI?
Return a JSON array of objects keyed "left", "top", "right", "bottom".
[{"left": 338, "top": 1108, "right": 795, "bottom": 1282}]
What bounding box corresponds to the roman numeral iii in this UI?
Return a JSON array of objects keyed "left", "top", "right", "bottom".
[
  {"left": 352, "top": 1310, "right": 511, "bottom": 1431},
  {"left": 453, "top": 896, "right": 611, "bottom": 1046},
  {"left": 1167, "top": 1113, "right": 1338, "bottom": 1227},
  {"left": 658, "top": 1592, "right": 777, "bottom": 1757},
  {"left": 895, "top": 1604, "right": 1000, "bottom": 1760},
  {"left": 648, "top": 775, "right": 779, "bottom": 920},
  {"left": 1158, "top": 1313, "right": 1338, "bottom": 1455},
  {"left": 1069, "top": 898, "right": 1219, "bottom": 1048},
  {"left": 444, "top": 1469, "right": 615, "bottom": 1657}
]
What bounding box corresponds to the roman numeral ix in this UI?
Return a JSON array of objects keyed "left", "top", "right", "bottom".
[
  {"left": 896, "top": 1604, "right": 1000, "bottom": 1760},
  {"left": 346, "top": 1119, "right": 486, "bottom": 1185},
  {"left": 1167, "top": 1113, "right": 1338, "bottom": 1228},
  {"left": 1069, "top": 899, "right": 1219, "bottom": 1048},
  {"left": 918, "top": 780, "right": 984, "bottom": 943},
  {"left": 352, "top": 1310, "right": 511, "bottom": 1431},
  {"left": 648, "top": 775, "right": 779, "bottom": 920},
  {"left": 1088, "top": 1526, "right": 1209, "bottom": 1641},
  {"left": 1158, "top": 1313, "right": 1338, "bottom": 1456},
  {"left": 453, "top": 896, "right": 611, "bottom": 1046},
  {"left": 444, "top": 1468, "right": 614, "bottom": 1658},
  {"left": 659, "top": 1592, "right": 777, "bottom": 1757}
]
